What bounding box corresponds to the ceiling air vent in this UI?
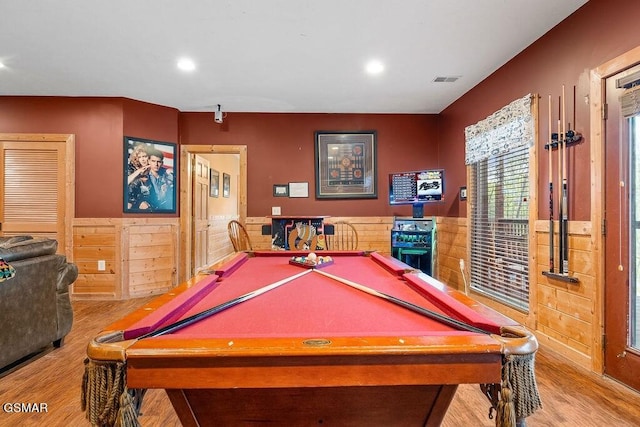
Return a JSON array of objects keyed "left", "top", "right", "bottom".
[{"left": 433, "top": 76, "right": 460, "bottom": 83}]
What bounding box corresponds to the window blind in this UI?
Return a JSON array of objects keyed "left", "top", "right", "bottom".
[
  {"left": 620, "top": 85, "right": 640, "bottom": 118},
  {"left": 469, "top": 144, "right": 530, "bottom": 310},
  {"left": 465, "top": 93, "right": 533, "bottom": 312}
]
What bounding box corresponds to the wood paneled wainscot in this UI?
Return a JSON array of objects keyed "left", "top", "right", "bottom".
[
  {"left": 435, "top": 217, "right": 468, "bottom": 291},
  {"left": 72, "top": 218, "right": 179, "bottom": 300},
  {"left": 206, "top": 215, "right": 237, "bottom": 267},
  {"left": 245, "top": 216, "right": 394, "bottom": 254},
  {"left": 246, "top": 216, "right": 462, "bottom": 270},
  {"left": 534, "top": 220, "right": 597, "bottom": 371},
  {"left": 432, "top": 217, "right": 600, "bottom": 372}
]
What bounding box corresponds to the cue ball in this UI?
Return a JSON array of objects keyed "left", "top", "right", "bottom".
[{"left": 307, "top": 252, "right": 317, "bottom": 262}]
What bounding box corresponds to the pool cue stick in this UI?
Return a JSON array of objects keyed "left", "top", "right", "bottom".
[
  {"left": 137, "top": 269, "right": 313, "bottom": 339},
  {"left": 313, "top": 269, "right": 492, "bottom": 335},
  {"left": 561, "top": 85, "right": 569, "bottom": 274},
  {"left": 557, "top": 97, "right": 564, "bottom": 274},
  {"left": 548, "top": 95, "right": 554, "bottom": 273},
  {"left": 573, "top": 85, "right": 577, "bottom": 139}
]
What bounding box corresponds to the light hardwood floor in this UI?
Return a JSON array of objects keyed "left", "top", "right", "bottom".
[{"left": 1, "top": 298, "right": 640, "bottom": 426}]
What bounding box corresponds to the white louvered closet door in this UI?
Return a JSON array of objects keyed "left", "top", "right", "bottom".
[{"left": 0, "top": 140, "right": 66, "bottom": 245}]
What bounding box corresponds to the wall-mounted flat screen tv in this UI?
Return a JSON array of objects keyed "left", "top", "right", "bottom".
[{"left": 389, "top": 169, "right": 444, "bottom": 205}]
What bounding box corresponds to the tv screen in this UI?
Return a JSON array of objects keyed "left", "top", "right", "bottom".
[{"left": 389, "top": 169, "right": 444, "bottom": 205}]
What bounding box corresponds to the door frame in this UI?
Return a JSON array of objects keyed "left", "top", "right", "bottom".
[
  {"left": 590, "top": 45, "right": 640, "bottom": 374},
  {"left": 179, "top": 144, "right": 247, "bottom": 282},
  {"left": 0, "top": 133, "right": 75, "bottom": 257}
]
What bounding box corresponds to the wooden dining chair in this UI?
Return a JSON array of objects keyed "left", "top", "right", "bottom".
[
  {"left": 326, "top": 221, "right": 358, "bottom": 250},
  {"left": 227, "top": 220, "right": 253, "bottom": 252}
]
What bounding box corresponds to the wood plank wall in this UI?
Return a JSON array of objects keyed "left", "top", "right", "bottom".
[
  {"left": 206, "top": 215, "right": 238, "bottom": 268},
  {"left": 435, "top": 217, "right": 467, "bottom": 291},
  {"left": 72, "top": 223, "right": 117, "bottom": 298},
  {"left": 436, "top": 217, "right": 598, "bottom": 372},
  {"left": 72, "top": 218, "right": 179, "bottom": 300},
  {"left": 534, "top": 220, "right": 596, "bottom": 370},
  {"left": 246, "top": 216, "right": 394, "bottom": 254}
]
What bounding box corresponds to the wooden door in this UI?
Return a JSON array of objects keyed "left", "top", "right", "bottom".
[
  {"left": 0, "top": 134, "right": 73, "bottom": 254},
  {"left": 604, "top": 66, "right": 640, "bottom": 391},
  {"left": 192, "top": 154, "right": 210, "bottom": 274}
]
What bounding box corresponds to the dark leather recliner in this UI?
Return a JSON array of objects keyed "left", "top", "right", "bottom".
[{"left": 0, "top": 236, "right": 78, "bottom": 370}]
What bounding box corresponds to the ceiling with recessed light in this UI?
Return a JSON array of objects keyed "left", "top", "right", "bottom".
[{"left": 0, "top": 0, "right": 587, "bottom": 114}]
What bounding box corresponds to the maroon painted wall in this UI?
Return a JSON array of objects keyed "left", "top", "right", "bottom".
[
  {"left": 0, "top": 97, "right": 123, "bottom": 217},
  {"left": 0, "top": 97, "right": 178, "bottom": 218},
  {"left": 440, "top": 0, "right": 640, "bottom": 220},
  {"left": 122, "top": 99, "right": 180, "bottom": 218},
  {"left": 0, "top": 97, "right": 439, "bottom": 218},
  {"left": 3, "top": 0, "right": 639, "bottom": 221},
  {"left": 123, "top": 99, "right": 179, "bottom": 145},
  {"left": 179, "top": 113, "right": 441, "bottom": 218}
]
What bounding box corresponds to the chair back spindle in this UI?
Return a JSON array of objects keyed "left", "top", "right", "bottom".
[
  {"left": 228, "top": 220, "right": 253, "bottom": 252},
  {"left": 327, "top": 221, "right": 358, "bottom": 250}
]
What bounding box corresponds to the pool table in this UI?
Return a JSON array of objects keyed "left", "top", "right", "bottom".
[{"left": 85, "top": 251, "right": 538, "bottom": 427}]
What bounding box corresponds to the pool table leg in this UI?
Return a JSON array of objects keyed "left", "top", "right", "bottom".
[
  {"left": 166, "top": 389, "right": 199, "bottom": 427},
  {"left": 424, "top": 385, "right": 458, "bottom": 427}
]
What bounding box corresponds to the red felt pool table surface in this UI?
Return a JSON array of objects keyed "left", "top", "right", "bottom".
[{"left": 87, "top": 251, "right": 536, "bottom": 427}]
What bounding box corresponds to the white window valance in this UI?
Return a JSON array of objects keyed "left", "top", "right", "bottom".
[{"left": 464, "top": 94, "right": 533, "bottom": 165}]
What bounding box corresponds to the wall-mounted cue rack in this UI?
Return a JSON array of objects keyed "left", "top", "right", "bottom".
[{"left": 542, "top": 86, "right": 581, "bottom": 284}]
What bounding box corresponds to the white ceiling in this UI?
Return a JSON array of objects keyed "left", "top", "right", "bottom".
[{"left": 0, "top": 0, "right": 587, "bottom": 114}]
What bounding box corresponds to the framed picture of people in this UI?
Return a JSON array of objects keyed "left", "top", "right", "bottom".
[{"left": 124, "top": 136, "right": 177, "bottom": 213}]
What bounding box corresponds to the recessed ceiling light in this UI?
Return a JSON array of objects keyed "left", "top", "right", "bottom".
[
  {"left": 0, "top": 62, "right": 5, "bottom": 69},
  {"left": 177, "top": 58, "right": 196, "bottom": 72},
  {"left": 365, "top": 60, "right": 384, "bottom": 75}
]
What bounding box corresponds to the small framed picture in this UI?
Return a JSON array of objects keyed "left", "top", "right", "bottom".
[
  {"left": 223, "top": 173, "right": 230, "bottom": 198},
  {"left": 289, "top": 182, "right": 309, "bottom": 198},
  {"left": 273, "top": 184, "right": 289, "bottom": 197},
  {"left": 460, "top": 186, "right": 467, "bottom": 201},
  {"left": 210, "top": 169, "right": 220, "bottom": 197}
]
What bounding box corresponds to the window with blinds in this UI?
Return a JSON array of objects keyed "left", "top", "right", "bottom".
[
  {"left": 469, "top": 145, "right": 530, "bottom": 310},
  {"left": 465, "top": 94, "right": 534, "bottom": 312}
]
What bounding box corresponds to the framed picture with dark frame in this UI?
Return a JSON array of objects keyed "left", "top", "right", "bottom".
[
  {"left": 314, "top": 131, "right": 377, "bottom": 199},
  {"left": 210, "top": 169, "right": 220, "bottom": 197},
  {"left": 124, "top": 136, "right": 177, "bottom": 213},
  {"left": 223, "top": 173, "right": 230, "bottom": 198},
  {"left": 273, "top": 184, "right": 289, "bottom": 197}
]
